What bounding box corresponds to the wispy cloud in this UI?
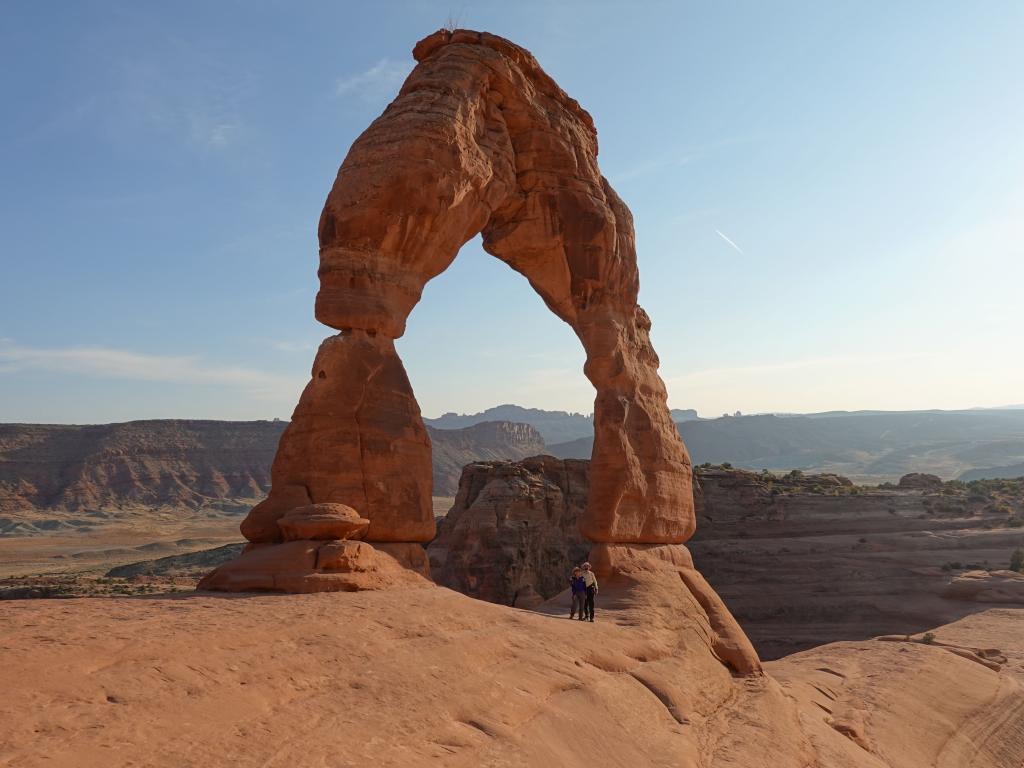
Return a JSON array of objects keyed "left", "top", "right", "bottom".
[
  {"left": 335, "top": 58, "right": 412, "bottom": 101},
  {"left": 714, "top": 229, "right": 745, "bottom": 255},
  {"left": 0, "top": 340, "right": 304, "bottom": 399}
]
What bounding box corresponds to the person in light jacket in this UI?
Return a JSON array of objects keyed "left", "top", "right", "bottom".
[{"left": 581, "top": 562, "right": 598, "bottom": 622}]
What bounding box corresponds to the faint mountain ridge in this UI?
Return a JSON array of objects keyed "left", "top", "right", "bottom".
[
  {"left": 424, "top": 405, "right": 593, "bottom": 444},
  {"left": 424, "top": 404, "right": 700, "bottom": 444},
  {"left": 548, "top": 408, "right": 1024, "bottom": 482}
]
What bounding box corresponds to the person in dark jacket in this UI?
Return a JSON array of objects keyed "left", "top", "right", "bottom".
[{"left": 569, "top": 567, "right": 587, "bottom": 620}]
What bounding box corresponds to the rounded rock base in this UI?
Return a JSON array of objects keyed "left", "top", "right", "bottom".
[
  {"left": 588, "top": 542, "right": 763, "bottom": 676},
  {"left": 197, "top": 540, "right": 432, "bottom": 594}
]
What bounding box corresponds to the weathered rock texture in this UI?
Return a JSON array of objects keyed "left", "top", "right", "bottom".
[
  {"left": 428, "top": 456, "right": 591, "bottom": 606},
  {"left": 428, "top": 458, "right": 1024, "bottom": 661},
  {"left": 208, "top": 29, "right": 699, "bottom": 594}
]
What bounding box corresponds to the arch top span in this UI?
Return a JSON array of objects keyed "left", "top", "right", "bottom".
[
  {"left": 211, "top": 29, "right": 695, "bottom": 593},
  {"left": 315, "top": 28, "right": 629, "bottom": 339}
]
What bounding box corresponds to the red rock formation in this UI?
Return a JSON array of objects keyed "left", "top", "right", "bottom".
[
  {"left": 276, "top": 503, "right": 369, "bottom": 542},
  {"left": 428, "top": 456, "right": 591, "bottom": 606},
  {"left": 307, "top": 28, "right": 692, "bottom": 545},
  {"left": 204, "top": 29, "right": 702, "bottom": 595}
]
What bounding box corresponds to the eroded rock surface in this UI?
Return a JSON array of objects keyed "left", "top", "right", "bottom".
[{"left": 428, "top": 456, "right": 591, "bottom": 606}]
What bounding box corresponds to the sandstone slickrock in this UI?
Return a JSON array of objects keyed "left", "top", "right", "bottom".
[
  {"left": 7, "top": 590, "right": 1024, "bottom": 766},
  {"left": 207, "top": 29, "right": 705, "bottom": 597}
]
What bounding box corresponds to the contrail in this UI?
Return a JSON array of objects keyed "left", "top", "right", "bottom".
[{"left": 715, "top": 229, "right": 744, "bottom": 255}]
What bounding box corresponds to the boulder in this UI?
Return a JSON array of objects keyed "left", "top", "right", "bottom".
[
  {"left": 428, "top": 456, "right": 591, "bottom": 604},
  {"left": 899, "top": 472, "right": 944, "bottom": 489},
  {"left": 277, "top": 503, "right": 369, "bottom": 542}
]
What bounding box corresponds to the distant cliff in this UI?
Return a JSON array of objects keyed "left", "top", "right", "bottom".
[
  {"left": 426, "top": 421, "right": 545, "bottom": 495},
  {"left": 0, "top": 419, "right": 544, "bottom": 516},
  {"left": 0, "top": 420, "right": 284, "bottom": 513},
  {"left": 424, "top": 405, "right": 592, "bottom": 445}
]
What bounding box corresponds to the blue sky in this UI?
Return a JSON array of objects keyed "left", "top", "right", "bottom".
[{"left": 1, "top": 1, "right": 1022, "bottom": 423}]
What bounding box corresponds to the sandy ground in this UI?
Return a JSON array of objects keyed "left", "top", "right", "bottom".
[
  {"left": 2, "top": 580, "right": 1022, "bottom": 767},
  {"left": 0, "top": 519, "right": 242, "bottom": 579},
  {"left": 1, "top": 497, "right": 459, "bottom": 581}
]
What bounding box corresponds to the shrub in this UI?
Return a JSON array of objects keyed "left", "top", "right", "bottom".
[
  {"left": 1011, "top": 547, "right": 1024, "bottom": 573},
  {"left": 921, "top": 632, "right": 936, "bottom": 645}
]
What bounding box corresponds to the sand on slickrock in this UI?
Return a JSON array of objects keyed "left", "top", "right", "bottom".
[{"left": 2, "top": 588, "right": 1023, "bottom": 767}]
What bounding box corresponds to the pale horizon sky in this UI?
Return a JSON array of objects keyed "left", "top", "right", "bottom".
[{"left": 1, "top": 2, "right": 1022, "bottom": 424}]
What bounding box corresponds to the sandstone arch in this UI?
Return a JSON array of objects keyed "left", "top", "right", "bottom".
[
  {"left": 245, "top": 29, "right": 692, "bottom": 549},
  {"left": 199, "top": 28, "right": 759, "bottom": 674}
]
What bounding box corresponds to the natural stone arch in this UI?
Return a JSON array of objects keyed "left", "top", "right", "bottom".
[
  {"left": 245, "top": 29, "right": 691, "bottom": 546},
  {"left": 199, "top": 29, "right": 759, "bottom": 675}
]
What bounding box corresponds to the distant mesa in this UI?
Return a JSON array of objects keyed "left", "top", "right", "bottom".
[{"left": 898, "top": 472, "right": 944, "bottom": 489}]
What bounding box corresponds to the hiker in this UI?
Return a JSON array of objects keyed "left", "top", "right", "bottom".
[
  {"left": 569, "top": 567, "right": 587, "bottom": 620},
  {"left": 581, "top": 561, "right": 598, "bottom": 622}
]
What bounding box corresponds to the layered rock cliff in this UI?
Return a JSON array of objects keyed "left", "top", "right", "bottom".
[
  {"left": 0, "top": 420, "right": 284, "bottom": 513},
  {"left": 0, "top": 419, "right": 543, "bottom": 518},
  {"left": 426, "top": 421, "right": 544, "bottom": 495}
]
